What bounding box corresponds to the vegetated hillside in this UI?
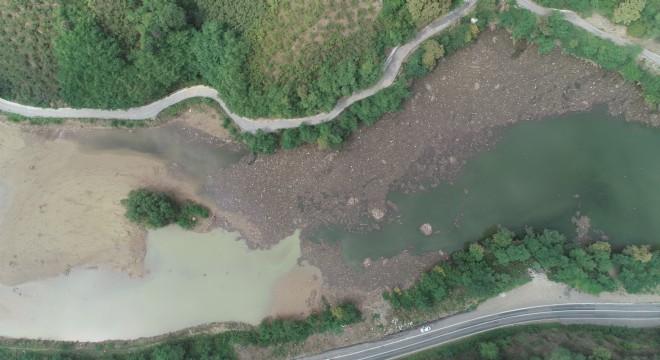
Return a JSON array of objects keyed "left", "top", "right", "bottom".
[
  {"left": 0, "top": 0, "right": 60, "bottom": 106},
  {"left": 536, "top": 0, "right": 660, "bottom": 39},
  {"left": 0, "top": 0, "right": 458, "bottom": 114}
]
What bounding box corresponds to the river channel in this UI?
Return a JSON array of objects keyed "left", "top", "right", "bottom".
[{"left": 313, "top": 111, "right": 660, "bottom": 266}]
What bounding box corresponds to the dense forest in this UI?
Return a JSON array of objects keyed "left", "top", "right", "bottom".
[
  {"left": 0, "top": 0, "right": 460, "bottom": 114},
  {"left": 407, "top": 324, "right": 660, "bottom": 360},
  {"left": 536, "top": 0, "right": 660, "bottom": 39},
  {"left": 384, "top": 228, "right": 659, "bottom": 313}
]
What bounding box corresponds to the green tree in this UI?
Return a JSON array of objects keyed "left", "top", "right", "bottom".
[
  {"left": 121, "top": 189, "right": 180, "bottom": 228},
  {"left": 622, "top": 245, "right": 652, "bottom": 262},
  {"left": 408, "top": 0, "right": 452, "bottom": 27},
  {"left": 193, "top": 21, "right": 250, "bottom": 114},
  {"left": 612, "top": 0, "right": 646, "bottom": 25},
  {"left": 479, "top": 341, "right": 500, "bottom": 360},
  {"left": 589, "top": 347, "right": 612, "bottom": 360},
  {"left": 627, "top": 20, "right": 647, "bottom": 37},
  {"left": 421, "top": 39, "right": 445, "bottom": 70}
]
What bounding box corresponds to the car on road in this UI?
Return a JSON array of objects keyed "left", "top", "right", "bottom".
[{"left": 420, "top": 325, "right": 431, "bottom": 333}]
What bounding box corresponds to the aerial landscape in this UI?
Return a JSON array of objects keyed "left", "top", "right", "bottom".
[{"left": 0, "top": 0, "right": 659, "bottom": 359}]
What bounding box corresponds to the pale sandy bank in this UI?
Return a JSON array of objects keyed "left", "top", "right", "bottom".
[{"left": 0, "top": 122, "right": 202, "bottom": 285}]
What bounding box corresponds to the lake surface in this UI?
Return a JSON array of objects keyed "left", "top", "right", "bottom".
[
  {"left": 313, "top": 112, "right": 660, "bottom": 266},
  {"left": 0, "top": 227, "right": 301, "bottom": 341},
  {"left": 72, "top": 127, "right": 247, "bottom": 187}
]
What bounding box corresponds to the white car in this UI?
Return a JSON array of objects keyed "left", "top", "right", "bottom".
[{"left": 420, "top": 325, "right": 431, "bottom": 333}]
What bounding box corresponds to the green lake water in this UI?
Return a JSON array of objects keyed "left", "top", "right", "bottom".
[{"left": 313, "top": 111, "right": 660, "bottom": 267}]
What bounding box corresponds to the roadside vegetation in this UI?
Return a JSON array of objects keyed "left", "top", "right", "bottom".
[
  {"left": 405, "top": 323, "right": 660, "bottom": 359},
  {"left": 121, "top": 189, "right": 209, "bottom": 230},
  {"left": 223, "top": 0, "right": 497, "bottom": 154},
  {"left": 536, "top": 0, "right": 660, "bottom": 39},
  {"left": 384, "top": 227, "right": 659, "bottom": 317},
  {"left": 499, "top": 2, "right": 660, "bottom": 108},
  {"left": 0, "top": 303, "right": 361, "bottom": 360},
  {"left": 0, "top": 0, "right": 454, "bottom": 116}
]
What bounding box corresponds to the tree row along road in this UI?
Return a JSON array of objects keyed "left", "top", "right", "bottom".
[
  {"left": 516, "top": 0, "right": 660, "bottom": 68},
  {"left": 0, "top": 0, "right": 476, "bottom": 132},
  {"left": 0, "top": 0, "right": 658, "bottom": 133},
  {"left": 301, "top": 303, "right": 660, "bottom": 360}
]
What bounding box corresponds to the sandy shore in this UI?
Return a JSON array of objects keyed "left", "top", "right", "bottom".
[{"left": 0, "top": 122, "right": 204, "bottom": 285}]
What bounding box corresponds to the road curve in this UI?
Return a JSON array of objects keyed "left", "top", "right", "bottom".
[
  {"left": 301, "top": 303, "right": 660, "bottom": 360},
  {"left": 0, "top": 0, "right": 478, "bottom": 133},
  {"left": 516, "top": 0, "right": 660, "bottom": 69}
]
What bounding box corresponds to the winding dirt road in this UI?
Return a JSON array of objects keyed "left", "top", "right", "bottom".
[{"left": 0, "top": 0, "right": 657, "bottom": 132}]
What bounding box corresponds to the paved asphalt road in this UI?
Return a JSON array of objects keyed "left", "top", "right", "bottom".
[{"left": 301, "top": 303, "right": 660, "bottom": 360}]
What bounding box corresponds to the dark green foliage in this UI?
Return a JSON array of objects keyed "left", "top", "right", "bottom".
[
  {"left": 192, "top": 22, "right": 250, "bottom": 115},
  {"left": 121, "top": 189, "right": 181, "bottom": 228},
  {"left": 121, "top": 189, "right": 208, "bottom": 229},
  {"left": 612, "top": 247, "right": 660, "bottom": 293},
  {"left": 405, "top": 324, "right": 660, "bottom": 360},
  {"left": 498, "top": 6, "right": 659, "bottom": 107},
  {"left": 235, "top": 129, "right": 278, "bottom": 154},
  {"left": 376, "top": 0, "right": 416, "bottom": 48},
  {"left": 404, "top": 49, "right": 431, "bottom": 79},
  {"left": 55, "top": 2, "right": 195, "bottom": 109},
  {"left": 385, "top": 227, "right": 659, "bottom": 312},
  {"left": 0, "top": 0, "right": 61, "bottom": 106},
  {"left": 176, "top": 203, "right": 210, "bottom": 230}
]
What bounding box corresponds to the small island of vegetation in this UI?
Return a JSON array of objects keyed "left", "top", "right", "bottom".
[{"left": 121, "top": 189, "right": 209, "bottom": 230}]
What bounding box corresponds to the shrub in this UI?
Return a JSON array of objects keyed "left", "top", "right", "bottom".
[
  {"left": 121, "top": 189, "right": 209, "bottom": 230},
  {"left": 121, "top": 189, "right": 181, "bottom": 228},
  {"left": 627, "top": 20, "right": 647, "bottom": 37}
]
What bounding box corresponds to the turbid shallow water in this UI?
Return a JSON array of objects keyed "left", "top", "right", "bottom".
[
  {"left": 71, "top": 127, "right": 247, "bottom": 187},
  {"left": 314, "top": 111, "right": 660, "bottom": 266},
  {"left": 0, "top": 227, "right": 301, "bottom": 341}
]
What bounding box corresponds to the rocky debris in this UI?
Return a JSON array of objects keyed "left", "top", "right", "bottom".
[
  {"left": 420, "top": 223, "right": 433, "bottom": 236},
  {"left": 371, "top": 208, "right": 385, "bottom": 220},
  {"left": 571, "top": 212, "right": 592, "bottom": 243},
  {"left": 362, "top": 257, "right": 372, "bottom": 268}
]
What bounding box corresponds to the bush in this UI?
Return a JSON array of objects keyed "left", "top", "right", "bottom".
[
  {"left": 121, "top": 189, "right": 181, "bottom": 228},
  {"left": 121, "top": 189, "right": 209, "bottom": 230},
  {"left": 176, "top": 203, "right": 210, "bottom": 230},
  {"left": 627, "top": 21, "right": 647, "bottom": 37}
]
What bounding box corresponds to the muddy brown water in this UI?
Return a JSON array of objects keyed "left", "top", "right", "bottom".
[
  {"left": 0, "top": 227, "right": 302, "bottom": 341},
  {"left": 69, "top": 126, "right": 247, "bottom": 190}
]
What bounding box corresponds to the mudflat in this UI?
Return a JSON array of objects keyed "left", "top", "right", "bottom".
[{"left": 0, "top": 123, "right": 204, "bottom": 285}]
